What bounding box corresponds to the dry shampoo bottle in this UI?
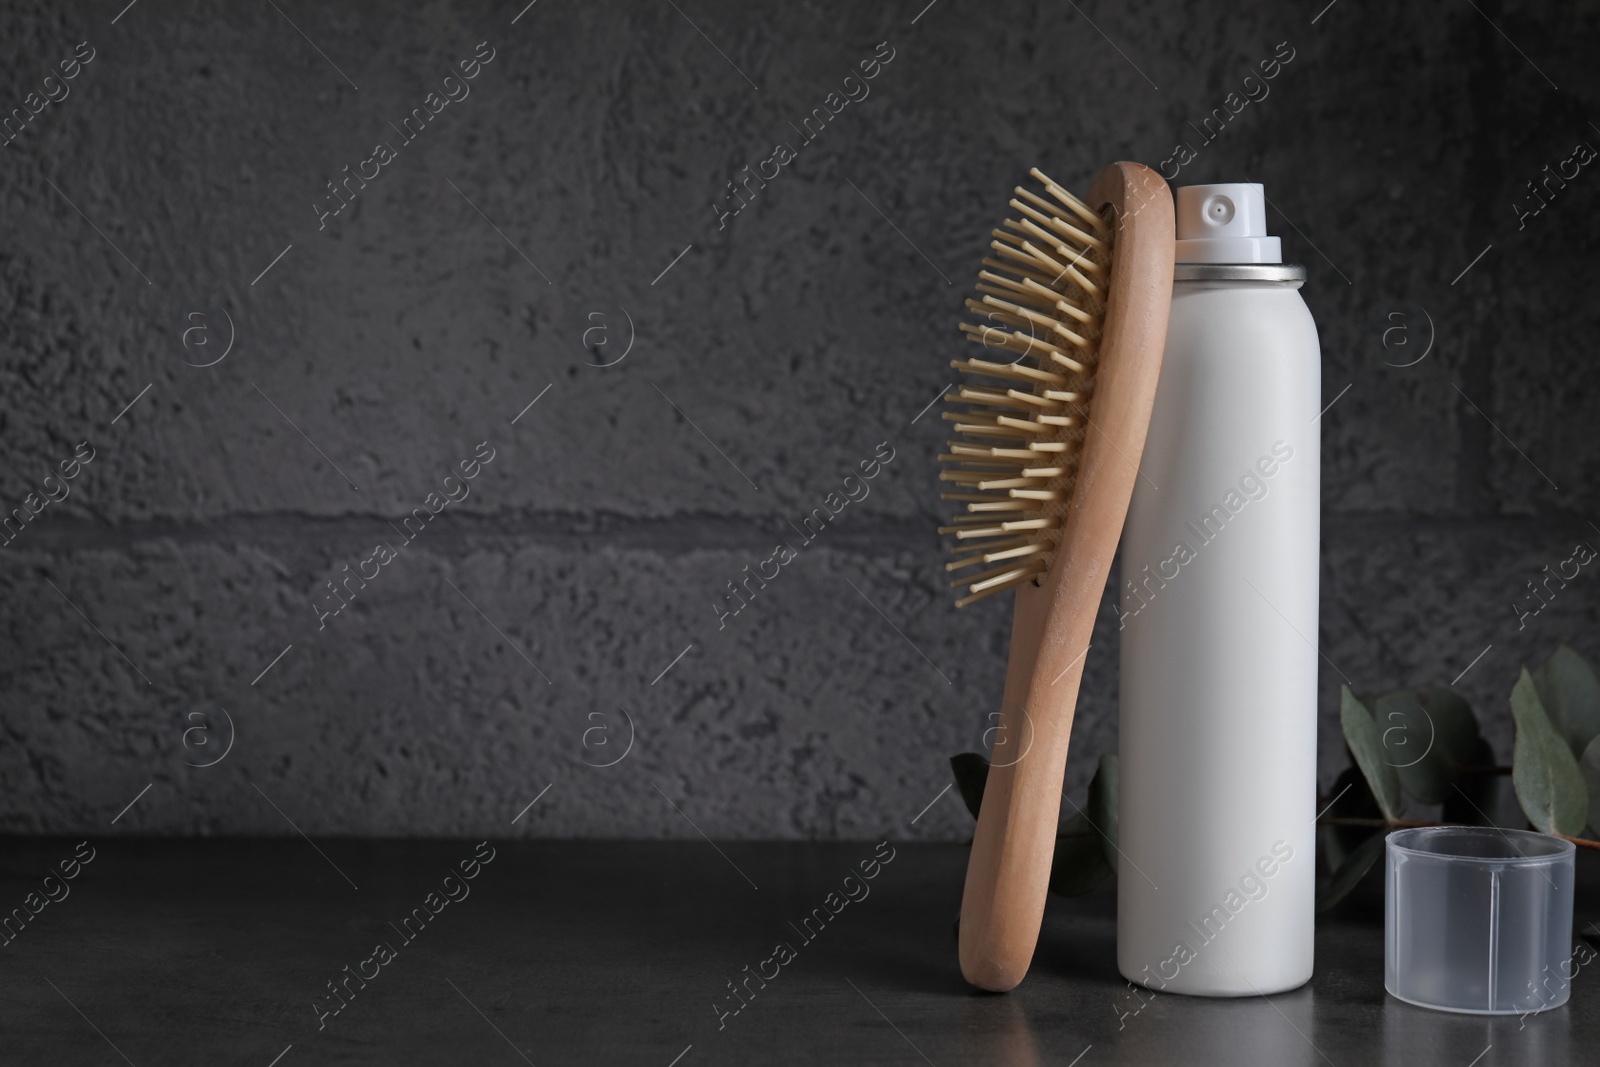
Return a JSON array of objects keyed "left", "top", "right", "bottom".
[{"left": 1117, "top": 183, "right": 1321, "bottom": 996}]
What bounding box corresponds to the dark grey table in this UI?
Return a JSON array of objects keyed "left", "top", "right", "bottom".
[{"left": 2, "top": 838, "right": 1594, "bottom": 1065}]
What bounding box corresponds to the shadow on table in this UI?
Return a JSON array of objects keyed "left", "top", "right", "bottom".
[{"left": 1380, "top": 992, "right": 1570, "bottom": 1064}]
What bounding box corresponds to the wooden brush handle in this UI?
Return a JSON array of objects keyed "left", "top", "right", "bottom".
[{"left": 959, "top": 162, "right": 1175, "bottom": 992}]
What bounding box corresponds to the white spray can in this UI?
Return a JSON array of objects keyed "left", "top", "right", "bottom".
[{"left": 1116, "top": 183, "right": 1321, "bottom": 996}]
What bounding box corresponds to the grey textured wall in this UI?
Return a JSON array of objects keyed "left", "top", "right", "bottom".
[{"left": 2, "top": 0, "right": 1596, "bottom": 839}]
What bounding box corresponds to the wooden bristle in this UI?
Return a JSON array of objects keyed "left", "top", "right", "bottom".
[
  {"left": 952, "top": 560, "right": 1048, "bottom": 590},
  {"left": 938, "top": 168, "right": 1111, "bottom": 607},
  {"left": 949, "top": 358, "right": 1067, "bottom": 386},
  {"left": 1029, "top": 167, "right": 1110, "bottom": 235}
]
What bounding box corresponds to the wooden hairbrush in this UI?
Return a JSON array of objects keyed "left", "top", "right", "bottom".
[{"left": 942, "top": 161, "right": 1174, "bottom": 991}]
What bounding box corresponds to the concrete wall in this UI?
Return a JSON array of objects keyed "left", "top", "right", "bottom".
[{"left": 1, "top": 0, "right": 1596, "bottom": 838}]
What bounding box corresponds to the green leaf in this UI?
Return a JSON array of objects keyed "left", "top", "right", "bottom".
[
  {"left": 1340, "top": 686, "right": 1402, "bottom": 822},
  {"left": 1318, "top": 765, "right": 1383, "bottom": 873},
  {"left": 950, "top": 752, "right": 989, "bottom": 820},
  {"left": 1510, "top": 667, "right": 1590, "bottom": 836},
  {"left": 1532, "top": 644, "right": 1600, "bottom": 759},
  {"left": 1375, "top": 688, "right": 1484, "bottom": 804},
  {"left": 1315, "top": 831, "right": 1386, "bottom": 913},
  {"left": 1316, "top": 824, "right": 1345, "bottom": 881},
  {"left": 1579, "top": 734, "right": 1600, "bottom": 837},
  {"left": 1048, "top": 810, "right": 1115, "bottom": 896},
  {"left": 1087, "top": 753, "right": 1119, "bottom": 869}
]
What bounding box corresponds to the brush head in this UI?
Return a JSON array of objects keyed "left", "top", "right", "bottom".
[{"left": 940, "top": 167, "right": 1111, "bottom": 607}]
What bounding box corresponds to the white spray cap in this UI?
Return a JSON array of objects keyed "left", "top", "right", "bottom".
[{"left": 1174, "top": 183, "right": 1281, "bottom": 264}]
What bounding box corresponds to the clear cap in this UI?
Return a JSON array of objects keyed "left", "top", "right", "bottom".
[
  {"left": 1386, "top": 827, "right": 1576, "bottom": 1014},
  {"left": 1174, "top": 183, "right": 1281, "bottom": 263}
]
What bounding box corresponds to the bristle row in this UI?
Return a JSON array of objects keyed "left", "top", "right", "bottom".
[{"left": 939, "top": 168, "right": 1111, "bottom": 607}]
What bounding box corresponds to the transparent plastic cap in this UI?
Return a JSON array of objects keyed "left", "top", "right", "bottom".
[{"left": 1386, "top": 827, "right": 1575, "bottom": 1014}]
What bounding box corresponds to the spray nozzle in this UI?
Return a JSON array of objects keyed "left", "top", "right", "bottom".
[{"left": 1174, "top": 183, "right": 1281, "bottom": 264}]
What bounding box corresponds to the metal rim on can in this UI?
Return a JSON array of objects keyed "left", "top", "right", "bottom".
[{"left": 1173, "top": 263, "right": 1308, "bottom": 283}]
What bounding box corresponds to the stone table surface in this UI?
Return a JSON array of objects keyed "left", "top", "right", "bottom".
[{"left": 2, "top": 838, "right": 1596, "bottom": 1065}]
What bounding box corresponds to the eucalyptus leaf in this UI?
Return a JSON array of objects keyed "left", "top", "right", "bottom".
[
  {"left": 1317, "top": 824, "right": 1346, "bottom": 882},
  {"left": 1320, "top": 765, "right": 1383, "bottom": 871},
  {"left": 1580, "top": 734, "right": 1600, "bottom": 837},
  {"left": 1315, "top": 831, "right": 1386, "bottom": 913},
  {"left": 1510, "top": 668, "right": 1589, "bottom": 836},
  {"left": 1049, "top": 810, "right": 1115, "bottom": 897},
  {"left": 1532, "top": 644, "right": 1600, "bottom": 759},
  {"left": 1087, "top": 753, "right": 1120, "bottom": 870},
  {"left": 1375, "top": 688, "right": 1484, "bottom": 804},
  {"left": 1340, "top": 686, "right": 1402, "bottom": 822},
  {"left": 950, "top": 752, "right": 989, "bottom": 820}
]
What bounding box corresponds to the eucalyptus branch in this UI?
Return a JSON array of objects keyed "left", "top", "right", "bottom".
[{"left": 1557, "top": 833, "right": 1600, "bottom": 853}]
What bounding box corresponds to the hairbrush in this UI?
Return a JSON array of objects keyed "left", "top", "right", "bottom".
[{"left": 943, "top": 161, "right": 1174, "bottom": 991}]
